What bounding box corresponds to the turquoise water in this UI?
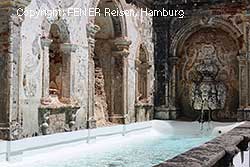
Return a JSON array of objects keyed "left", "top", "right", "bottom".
[{"left": 22, "top": 132, "right": 213, "bottom": 167}]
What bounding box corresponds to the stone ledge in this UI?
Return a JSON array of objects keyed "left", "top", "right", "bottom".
[{"left": 154, "top": 122, "right": 250, "bottom": 167}]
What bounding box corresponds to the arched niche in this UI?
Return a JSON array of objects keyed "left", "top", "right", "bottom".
[
  {"left": 48, "top": 23, "right": 70, "bottom": 98},
  {"left": 88, "top": 0, "right": 127, "bottom": 37},
  {"left": 40, "top": 19, "right": 77, "bottom": 103},
  {"left": 175, "top": 27, "right": 239, "bottom": 121},
  {"left": 135, "top": 44, "right": 151, "bottom": 103},
  {"left": 39, "top": 19, "right": 79, "bottom": 135},
  {"left": 91, "top": 0, "right": 130, "bottom": 126}
]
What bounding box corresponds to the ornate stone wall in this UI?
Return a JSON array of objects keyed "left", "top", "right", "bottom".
[
  {"left": 153, "top": 1, "right": 247, "bottom": 121},
  {"left": 177, "top": 28, "right": 239, "bottom": 121},
  {"left": 0, "top": 0, "right": 154, "bottom": 140},
  {"left": 0, "top": 0, "right": 32, "bottom": 140}
]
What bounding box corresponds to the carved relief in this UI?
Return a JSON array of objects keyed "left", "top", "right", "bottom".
[
  {"left": 39, "top": 96, "right": 80, "bottom": 135},
  {"left": 23, "top": 36, "right": 41, "bottom": 97},
  {"left": 177, "top": 28, "right": 239, "bottom": 121},
  {"left": 10, "top": 121, "right": 23, "bottom": 140},
  {"left": 191, "top": 56, "right": 227, "bottom": 122}
]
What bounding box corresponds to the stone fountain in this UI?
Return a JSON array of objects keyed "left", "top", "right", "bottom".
[{"left": 191, "top": 57, "right": 227, "bottom": 125}]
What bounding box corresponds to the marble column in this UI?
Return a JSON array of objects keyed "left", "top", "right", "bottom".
[
  {"left": 86, "top": 23, "right": 100, "bottom": 128},
  {"left": 0, "top": 0, "right": 31, "bottom": 140}
]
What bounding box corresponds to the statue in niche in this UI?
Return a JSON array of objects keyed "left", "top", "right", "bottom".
[{"left": 191, "top": 45, "right": 227, "bottom": 123}]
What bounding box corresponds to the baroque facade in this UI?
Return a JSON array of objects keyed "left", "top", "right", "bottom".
[
  {"left": 0, "top": 0, "right": 154, "bottom": 140},
  {"left": 153, "top": 0, "right": 250, "bottom": 122},
  {"left": 0, "top": 0, "right": 250, "bottom": 141}
]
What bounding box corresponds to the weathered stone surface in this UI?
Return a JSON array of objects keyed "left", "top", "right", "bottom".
[
  {"left": 135, "top": 104, "right": 153, "bottom": 122},
  {"left": 0, "top": 0, "right": 154, "bottom": 139},
  {"left": 155, "top": 122, "right": 250, "bottom": 167},
  {"left": 153, "top": 0, "right": 249, "bottom": 122}
]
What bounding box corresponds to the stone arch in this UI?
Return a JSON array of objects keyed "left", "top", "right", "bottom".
[
  {"left": 171, "top": 19, "right": 242, "bottom": 121},
  {"left": 88, "top": 0, "right": 127, "bottom": 37},
  {"left": 87, "top": 0, "right": 131, "bottom": 127},
  {"left": 41, "top": 19, "right": 70, "bottom": 42},
  {"left": 170, "top": 17, "right": 244, "bottom": 58},
  {"left": 40, "top": 18, "right": 75, "bottom": 101}
]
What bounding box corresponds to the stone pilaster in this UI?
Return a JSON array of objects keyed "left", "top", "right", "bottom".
[
  {"left": 111, "top": 37, "right": 131, "bottom": 124},
  {"left": 166, "top": 56, "right": 179, "bottom": 118},
  {"left": 153, "top": 12, "right": 175, "bottom": 120},
  {"left": 86, "top": 23, "right": 100, "bottom": 128},
  {"left": 0, "top": 0, "right": 31, "bottom": 140},
  {"left": 153, "top": 17, "right": 168, "bottom": 107},
  {"left": 41, "top": 38, "right": 52, "bottom": 98},
  {"left": 237, "top": 55, "right": 250, "bottom": 121}
]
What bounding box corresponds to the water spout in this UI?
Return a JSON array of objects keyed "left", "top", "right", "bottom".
[{"left": 191, "top": 57, "right": 226, "bottom": 130}]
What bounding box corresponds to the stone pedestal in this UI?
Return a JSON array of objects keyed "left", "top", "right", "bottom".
[
  {"left": 39, "top": 96, "right": 80, "bottom": 135},
  {"left": 135, "top": 104, "right": 153, "bottom": 122}
]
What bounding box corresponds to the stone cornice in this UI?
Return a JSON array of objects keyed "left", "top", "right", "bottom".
[
  {"left": 112, "top": 37, "right": 132, "bottom": 57},
  {"left": 60, "top": 43, "right": 78, "bottom": 53}
]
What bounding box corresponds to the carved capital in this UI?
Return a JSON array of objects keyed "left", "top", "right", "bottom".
[
  {"left": 60, "top": 43, "right": 78, "bottom": 53},
  {"left": 41, "top": 38, "right": 52, "bottom": 49},
  {"left": 86, "top": 23, "right": 100, "bottom": 40},
  {"left": 112, "top": 37, "right": 132, "bottom": 57}
]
